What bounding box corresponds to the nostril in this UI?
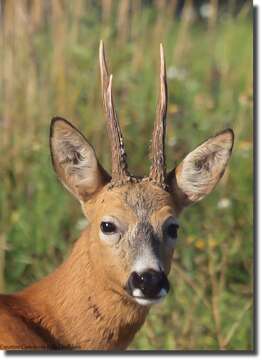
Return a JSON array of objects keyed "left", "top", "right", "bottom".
[{"left": 131, "top": 271, "right": 143, "bottom": 289}]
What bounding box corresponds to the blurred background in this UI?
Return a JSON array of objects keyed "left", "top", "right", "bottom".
[{"left": 0, "top": 0, "right": 253, "bottom": 351}]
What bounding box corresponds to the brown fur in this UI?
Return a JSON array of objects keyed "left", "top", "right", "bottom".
[
  {"left": 0, "top": 228, "right": 149, "bottom": 350},
  {"left": 0, "top": 183, "right": 174, "bottom": 350}
]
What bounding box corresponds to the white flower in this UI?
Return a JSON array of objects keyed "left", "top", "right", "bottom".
[{"left": 217, "top": 198, "right": 232, "bottom": 209}]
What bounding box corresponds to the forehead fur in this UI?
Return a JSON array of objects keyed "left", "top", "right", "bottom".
[
  {"left": 86, "top": 181, "right": 175, "bottom": 222},
  {"left": 122, "top": 182, "right": 173, "bottom": 219}
]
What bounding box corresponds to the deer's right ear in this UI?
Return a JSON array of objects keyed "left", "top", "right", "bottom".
[{"left": 50, "top": 117, "right": 111, "bottom": 202}]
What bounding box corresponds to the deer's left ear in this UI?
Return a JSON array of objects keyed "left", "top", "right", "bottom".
[{"left": 167, "top": 129, "right": 234, "bottom": 207}]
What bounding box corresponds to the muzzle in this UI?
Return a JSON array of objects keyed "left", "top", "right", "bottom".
[{"left": 126, "top": 269, "right": 170, "bottom": 306}]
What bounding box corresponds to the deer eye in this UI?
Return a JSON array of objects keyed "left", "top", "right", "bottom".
[
  {"left": 163, "top": 217, "right": 179, "bottom": 244},
  {"left": 100, "top": 221, "right": 117, "bottom": 234},
  {"left": 166, "top": 223, "right": 179, "bottom": 238}
]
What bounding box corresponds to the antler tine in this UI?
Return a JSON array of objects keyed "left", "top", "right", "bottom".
[
  {"left": 99, "top": 40, "right": 110, "bottom": 105},
  {"left": 149, "top": 43, "right": 168, "bottom": 188},
  {"left": 99, "top": 40, "right": 129, "bottom": 183}
]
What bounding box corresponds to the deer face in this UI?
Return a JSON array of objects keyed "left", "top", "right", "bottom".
[
  {"left": 83, "top": 182, "right": 177, "bottom": 305},
  {"left": 49, "top": 42, "right": 234, "bottom": 306}
]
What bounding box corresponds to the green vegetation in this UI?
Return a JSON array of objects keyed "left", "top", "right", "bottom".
[{"left": 0, "top": 0, "right": 253, "bottom": 351}]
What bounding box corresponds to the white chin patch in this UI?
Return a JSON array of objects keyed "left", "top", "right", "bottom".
[
  {"left": 132, "top": 288, "right": 168, "bottom": 306},
  {"left": 134, "top": 297, "right": 165, "bottom": 306}
]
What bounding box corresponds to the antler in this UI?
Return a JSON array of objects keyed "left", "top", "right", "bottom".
[
  {"left": 99, "top": 40, "right": 130, "bottom": 183},
  {"left": 149, "top": 43, "right": 168, "bottom": 188}
]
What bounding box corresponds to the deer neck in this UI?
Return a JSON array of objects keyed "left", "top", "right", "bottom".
[{"left": 16, "top": 227, "right": 148, "bottom": 350}]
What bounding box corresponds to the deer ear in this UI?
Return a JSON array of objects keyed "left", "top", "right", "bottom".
[
  {"left": 50, "top": 117, "right": 111, "bottom": 202},
  {"left": 167, "top": 129, "right": 234, "bottom": 207}
]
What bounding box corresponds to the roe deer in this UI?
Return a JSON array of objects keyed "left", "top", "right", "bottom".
[{"left": 0, "top": 41, "right": 234, "bottom": 350}]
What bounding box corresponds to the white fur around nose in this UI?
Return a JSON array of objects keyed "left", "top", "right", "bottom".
[
  {"left": 132, "top": 288, "right": 143, "bottom": 297},
  {"left": 132, "top": 247, "right": 163, "bottom": 275}
]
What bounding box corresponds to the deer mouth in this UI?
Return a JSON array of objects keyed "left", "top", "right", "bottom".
[{"left": 130, "top": 287, "right": 168, "bottom": 306}]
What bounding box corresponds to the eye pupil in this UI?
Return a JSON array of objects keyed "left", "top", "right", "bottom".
[
  {"left": 100, "top": 221, "right": 116, "bottom": 234},
  {"left": 167, "top": 223, "right": 179, "bottom": 238}
]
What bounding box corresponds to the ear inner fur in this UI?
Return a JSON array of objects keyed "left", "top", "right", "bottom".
[
  {"left": 50, "top": 117, "right": 110, "bottom": 202},
  {"left": 167, "top": 129, "right": 234, "bottom": 206}
]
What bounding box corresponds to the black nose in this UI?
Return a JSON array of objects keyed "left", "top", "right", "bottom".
[{"left": 127, "top": 270, "right": 170, "bottom": 299}]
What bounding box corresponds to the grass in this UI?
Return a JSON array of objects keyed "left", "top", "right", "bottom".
[{"left": 0, "top": 0, "right": 253, "bottom": 351}]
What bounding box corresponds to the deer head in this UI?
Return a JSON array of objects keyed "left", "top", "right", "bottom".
[{"left": 49, "top": 41, "right": 234, "bottom": 306}]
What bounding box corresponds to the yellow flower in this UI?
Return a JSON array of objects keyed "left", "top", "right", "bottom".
[{"left": 195, "top": 239, "right": 205, "bottom": 249}]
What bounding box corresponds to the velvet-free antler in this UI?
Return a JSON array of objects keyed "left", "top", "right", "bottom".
[
  {"left": 99, "top": 41, "right": 168, "bottom": 189},
  {"left": 99, "top": 40, "right": 130, "bottom": 183},
  {"left": 149, "top": 44, "right": 168, "bottom": 188}
]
